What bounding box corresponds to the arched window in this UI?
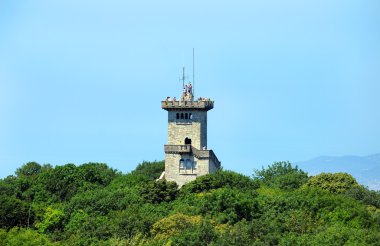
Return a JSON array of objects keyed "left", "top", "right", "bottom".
[
  {"left": 176, "top": 113, "right": 179, "bottom": 119},
  {"left": 179, "top": 159, "right": 185, "bottom": 169},
  {"left": 185, "top": 113, "right": 188, "bottom": 119},
  {"left": 189, "top": 113, "right": 192, "bottom": 119},
  {"left": 181, "top": 113, "right": 184, "bottom": 119},
  {"left": 185, "top": 138, "right": 191, "bottom": 145}
]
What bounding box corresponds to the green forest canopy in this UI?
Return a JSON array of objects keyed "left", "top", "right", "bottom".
[{"left": 0, "top": 160, "right": 379, "bottom": 245}]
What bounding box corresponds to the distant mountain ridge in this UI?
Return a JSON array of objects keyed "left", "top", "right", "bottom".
[{"left": 295, "top": 154, "right": 380, "bottom": 190}]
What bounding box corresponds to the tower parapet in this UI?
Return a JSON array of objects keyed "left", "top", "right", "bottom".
[{"left": 161, "top": 100, "right": 214, "bottom": 110}]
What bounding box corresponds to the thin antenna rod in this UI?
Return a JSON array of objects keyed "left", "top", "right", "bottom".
[
  {"left": 192, "top": 48, "right": 195, "bottom": 98},
  {"left": 182, "top": 66, "right": 185, "bottom": 89}
]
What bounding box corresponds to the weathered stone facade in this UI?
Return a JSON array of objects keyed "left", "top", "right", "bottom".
[
  {"left": 167, "top": 110, "right": 207, "bottom": 149},
  {"left": 161, "top": 100, "right": 221, "bottom": 187}
]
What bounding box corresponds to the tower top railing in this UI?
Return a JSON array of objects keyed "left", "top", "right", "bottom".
[{"left": 161, "top": 100, "right": 214, "bottom": 111}]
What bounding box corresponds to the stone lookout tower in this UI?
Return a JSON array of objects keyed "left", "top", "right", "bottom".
[{"left": 161, "top": 72, "right": 221, "bottom": 187}]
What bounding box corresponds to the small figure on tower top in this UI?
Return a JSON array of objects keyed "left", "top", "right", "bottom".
[
  {"left": 181, "top": 81, "right": 194, "bottom": 101},
  {"left": 179, "top": 67, "right": 194, "bottom": 101}
]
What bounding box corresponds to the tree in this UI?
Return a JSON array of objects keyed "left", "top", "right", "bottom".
[
  {"left": 0, "top": 196, "right": 30, "bottom": 228},
  {"left": 2, "top": 227, "right": 54, "bottom": 246},
  {"left": 280, "top": 225, "right": 380, "bottom": 245},
  {"left": 0, "top": 176, "right": 22, "bottom": 198},
  {"left": 15, "top": 162, "right": 43, "bottom": 178},
  {"left": 199, "top": 188, "right": 259, "bottom": 224},
  {"left": 77, "top": 163, "right": 118, "bottom": 186},
  {"left": 180, "top": 170, "right": 259, "bottom": 195},
  {"left": 40, "top": 163, "right": 118, "bottom": 201},
  {"left": 215, "top": 219, "right": 271, "bottom": 246},
  {"left": 304, "top": 172, "right": 359, "bottom": 194},
  {"left": 140, "top": 180, "right": 178, "bottom": 204},
  {"left": 151, "top": 213, "right": 202, "bottom": 240},
  {"left": 253, "top": 161, "right": 308, "bottom": 190},
  {"left": 68, "top": 187, "right": 141, "bottom": 215},
  {"left": 109, "top": 203, "right": 169, "bottom": 238},
  {"left": 168, "top": 219, "right": 217, "bottom": 246},
  {"left": 35, "top": 206, "right": 65, "bottom": 233},
  {"left": 345, "top": 186, "right": 380, "bottom": 208},
  {"left": 131, "top": 160, "right": 165, "bottom": 181},
  {"left": 1, "top": 160, "right": 379, "bottom": 245}
]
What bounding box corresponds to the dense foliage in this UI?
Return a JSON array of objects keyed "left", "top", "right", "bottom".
[
  {"left": 0, "top": 161, "right": 379, "bottom": 245},
  {"left": 253, "top": 161, "right": 308, "bottom": 190}
]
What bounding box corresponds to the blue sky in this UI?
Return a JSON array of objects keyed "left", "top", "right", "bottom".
[{"left": 0, "top": 0, "right": 379, "bottom": 177}]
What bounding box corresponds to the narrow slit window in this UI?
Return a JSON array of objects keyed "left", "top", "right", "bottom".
[
  {"left": 181, "top": 113, "right": 184, "bottom": 119},
  {"left": 176, "top": 113, "right": 179, "bottom": 119},
  {"left": 185, "top": 113, "right": 188, "bottom": 119}
]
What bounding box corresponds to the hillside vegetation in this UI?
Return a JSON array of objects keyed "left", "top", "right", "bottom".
[{"left": 0, "top": 161, "right": 379, "bottom": 245}]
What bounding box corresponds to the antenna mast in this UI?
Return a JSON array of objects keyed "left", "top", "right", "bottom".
[
  {"left": 182, "top": 66, "right": 185, "bottom": 89},
  {"left": 192, "top": 48, "right": 195, "bottom": 98}
]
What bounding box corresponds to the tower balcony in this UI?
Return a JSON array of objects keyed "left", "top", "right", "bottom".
[
  {"left": 164, "top": 144, "right": 221, "bottom": 169},
  {"left": 161, "top": 100, "right": 214, "bottom": 111},
  {"left": 164, "top": 145, "right": 192, "bottom": 154}
]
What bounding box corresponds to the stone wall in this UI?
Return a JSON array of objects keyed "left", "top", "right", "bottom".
[
  {"left": 165, "top": 151, "right": 220, "bottom": 187},
  {"left": 165, "top": 153, "right": 197, "bottom": 187},
  {"left": 167, "top": 110, "right": 207, "bottom": 149}
]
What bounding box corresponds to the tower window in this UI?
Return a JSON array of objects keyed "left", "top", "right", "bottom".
[
  {"left": 185, "top": 138, "right": 191, "bottom": 145},
  {"left": 185, "top": 159, "right": 192, "bottom": 170},
  {"left": 176, "top": 113, "right": 179, "bottom": 119},
  {"left": 181, "top": 113, "right": 184, "bottom": 119},
  {"left": 185, "top": 113, "right": 188, "bottom": 119}
]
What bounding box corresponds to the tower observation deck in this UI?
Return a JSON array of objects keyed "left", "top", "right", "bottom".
[{"left": 161, "top": 100, "right": 214, "bottom": 110}]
